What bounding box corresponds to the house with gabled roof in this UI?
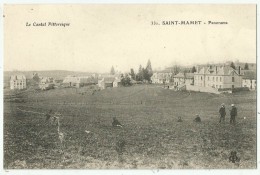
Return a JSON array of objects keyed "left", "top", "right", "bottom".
[
  {"left": 98, "top": 75, "right": 121, "bottom": 90},
  {"left": 63, "top": 75, "right": 97, "bottom": 88},
  {"left": 151, "top": 72, "right": 173, "bottom": 84},
  {"left": 173, "top": 72, "right": 194, "bottom": 87}
]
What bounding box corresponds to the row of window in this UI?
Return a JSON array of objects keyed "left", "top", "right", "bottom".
[
  {"left": 13, "top": 82, "right": 25, "bottom": 86},
  {"left": 208, "top": 84, "right": 222, "bottom": 88},
  {"left": 243, "top": 80, "right": 257, "bottom": 84},
  {"left": 195, "top": 76, "right": 223, "bottom": 82},
  {"left": 208, "top": 76, "right": 222, "bottom": 82},
  {"left": 195, "top": 76, "right": 236, "bottom": 83}
]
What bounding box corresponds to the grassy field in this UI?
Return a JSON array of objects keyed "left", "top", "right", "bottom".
[{"left": 4, "top": 85, "right": 257, "bottom": 169}]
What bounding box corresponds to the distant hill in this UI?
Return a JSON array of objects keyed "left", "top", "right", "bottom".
[{"left": 4, "top": 70, "right": 97, "bottom": 87}]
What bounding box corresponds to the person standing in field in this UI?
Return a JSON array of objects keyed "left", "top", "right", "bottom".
[
  {"left": 219, "top": 103, "right": 226, "bottom": 123},
  {"left": 230, "top": 104, "right": 237, "bottom": 124}
]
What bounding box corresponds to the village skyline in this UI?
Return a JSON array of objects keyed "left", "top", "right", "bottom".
[{"left": 4, "top": 58, "right": 257, "bottom": 74}]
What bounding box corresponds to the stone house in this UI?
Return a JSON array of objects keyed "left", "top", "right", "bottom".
[{"left": 10, "top": 75, "right": 26, "bottom": 90}]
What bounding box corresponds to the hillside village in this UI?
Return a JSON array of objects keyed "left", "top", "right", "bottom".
[{"left": 7, "top": 61, "right": 256, "bottom": 94}]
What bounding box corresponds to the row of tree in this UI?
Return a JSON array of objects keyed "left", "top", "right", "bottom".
[{"left": 129, "top": 59, "right": 153, "bottom": 82}]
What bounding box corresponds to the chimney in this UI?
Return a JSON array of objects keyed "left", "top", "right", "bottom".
[{"left": 238, "top": 66, "right": 241, "bottom": 75}]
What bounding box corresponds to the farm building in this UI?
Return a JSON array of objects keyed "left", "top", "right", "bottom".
[
  {"left": 194, "top": 65, "right": 242, "bottom": 89},
  {"left": 98, "top": 76, "right": 121, "bottom": 90},
  {"left": 10, "top": 75, "right": 26, "bottom": 90},
  {"left": 151, "top": 72, "right": 173, "bottom": 84},
  {"left": 173, "top": 73, "right": 194, "bottom": 90},
  {"left": 242, "top": 70, "right": 256, "bottom": 90},
  {"left": 63, "top": 75, "right": 97, "bottom": 88},
  {"left": 39, "top": 77, "right": 55, "bottom": 90}
]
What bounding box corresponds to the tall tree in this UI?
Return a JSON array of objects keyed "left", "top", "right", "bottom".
[
  {"left": 173, "top": 65, "right": 181, "bottom": 75},
  {"left": 130, "top": 68, "right": 136, "bottom": 80},
  {"left": 230, "top": 62, "right": 236, "bottom": 69},
  {"left": 244, "top": 63, "right": 249, "bottom": 70},
  {"left": 142, "top": 68, "right": 150, "bottom": 82},
  {"left": 110, "top": 66, "right": 115, "bottom": 75},
  {"left": 145, "top": 59, "right": 153, "bottom": 82},
  {"left": 146, "top": 59, "right": 153, "bottom": 75},
  {"left": 191, "top": 66, "right": 196, "bottom": 73},
  {"left": 137, "top": 65, "right": 143, "bottom": 81}
]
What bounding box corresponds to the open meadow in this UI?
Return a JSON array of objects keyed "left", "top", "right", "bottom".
[{"left": 4, "top": 85, "right": 257, "bottom": 169}]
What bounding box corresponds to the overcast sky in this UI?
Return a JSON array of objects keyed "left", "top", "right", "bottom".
[{"left": 4, "top": 4, "right": 256, "bottom": 73}]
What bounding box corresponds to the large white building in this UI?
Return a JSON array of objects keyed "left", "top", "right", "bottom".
[
  {"left": 10, "top": 75, "right": 27, "bottom": 90},
  {"left": 194, "top": 66, "right": 242, "bottom": 89}
]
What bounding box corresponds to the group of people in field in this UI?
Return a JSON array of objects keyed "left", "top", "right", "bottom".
[
  {"left": 45, "top": 102, "right": 238, "bottom": 127},
  {"left": 219, "top": 103, "right": 237, "bottom": 124},
  {"left": 178, "top": 103, "right": 238, "bottom": 124}
]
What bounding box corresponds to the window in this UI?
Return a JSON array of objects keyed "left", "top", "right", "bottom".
[
  {"left": 213, "top": 77, "right": 215, "bottom": 81},
  {"left": 219, "top": 85, "right": 222, "bottom": 88},
  {"left": 216, "top": 77, "right": 218, "bottom": 82},
  {"left": 208, "top": 76, "right": 209, "bottom": 81},
  {"left": 232, "top": 85, "right": 235, "bottom": 88},
  {"left": 220, "top": 77, "right": 222, "bottom": 82},
  {"left": 201, "top": 76, "right": 202, "bottom": 80},
  {"left": 232, "top": 77, "right": 235, "bottom": 82},
  {"left": 216, "top": 85, "right": 218, "bottom": 88}
]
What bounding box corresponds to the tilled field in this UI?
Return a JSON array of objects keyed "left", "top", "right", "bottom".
[{"left": 4, "top": 85, "right": 257, "bottom": 169}]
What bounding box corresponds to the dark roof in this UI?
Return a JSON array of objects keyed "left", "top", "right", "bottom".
[
  {"left": 174, "top": 72, "right": 194, "bottom": 78},
  {"left": 174, "top": 73, "right": 185, "bottom": 78}
]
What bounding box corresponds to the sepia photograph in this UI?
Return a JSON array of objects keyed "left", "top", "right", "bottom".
[{"left": 1, "top": 3, "right": 258, "bottom": 172}]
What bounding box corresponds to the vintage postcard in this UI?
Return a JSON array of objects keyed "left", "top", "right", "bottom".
[{"left": 1, "top": 3, "right": 258, "bottom": 174}]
